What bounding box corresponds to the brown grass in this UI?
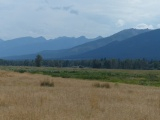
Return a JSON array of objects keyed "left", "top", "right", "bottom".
[
  {"left": 93, "top": 82, "right": 111, "bottom": 88},
  {"left": 0, "top": 70, "right": 160, "bottom": 120}
]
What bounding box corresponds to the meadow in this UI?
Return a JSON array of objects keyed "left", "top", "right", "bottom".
[
  {"left": 0, "top": 67, "right": 160, "bottom": 119},
  {"left": 1, "top": 66, "right": 160, "bottom": 87}
]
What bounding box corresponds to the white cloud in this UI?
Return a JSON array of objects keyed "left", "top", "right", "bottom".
[
  {"left": 0, "top": 0, "right": 159, "bottom": 40},
  {"left": 116, "top": 19, "right": 125, "bottom": 27},
  {"left": 135, "top": 23, "right": 154, "bottom": 29}
]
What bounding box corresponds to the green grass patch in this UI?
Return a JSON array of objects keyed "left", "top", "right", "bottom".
[{"left": 1, "top": 66, "right": 160, "bottom": 87}]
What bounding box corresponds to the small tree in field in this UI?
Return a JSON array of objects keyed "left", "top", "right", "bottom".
[{"left": 35, "top": 54, "right": 43, "bottom": 67}]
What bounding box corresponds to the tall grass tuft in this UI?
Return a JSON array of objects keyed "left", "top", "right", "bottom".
[
  {"left": 92, "top": 82, "right": 110, "bottom": 88},
  {"left": 40, "top": 78, "right": 54, "bottom": 87}
]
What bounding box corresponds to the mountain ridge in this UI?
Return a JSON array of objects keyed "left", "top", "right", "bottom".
[
  {"left": 68, "top": 28, "right": 160, "bottom": 60},
  {"left": 0, "top": 36, "right": 97, "bottom": 58},
  {"left": 2, "top": 28, "right": 151, "bottom": 60}
]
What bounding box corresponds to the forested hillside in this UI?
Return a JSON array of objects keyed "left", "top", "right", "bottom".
[{"left": 1, "top": 58, "right": 160, "bottom": 70}]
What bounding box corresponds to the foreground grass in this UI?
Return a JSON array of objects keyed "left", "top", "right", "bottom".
[
  {"left": 0, "top": 70, "right": 160, "bottom": 120},
  {"left": 1, "top": 66, "right": 160, "bottom": 87}
]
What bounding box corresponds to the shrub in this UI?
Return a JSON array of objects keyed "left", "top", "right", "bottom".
[
  {"left": 40, "top": 79, "right": 54, "bottom": 87},
  {"left": 15, "top": 69, "right": 26, "bottom": 73},
  {"left": 93, "top": 82, "right": 110, "bottom": 88}
]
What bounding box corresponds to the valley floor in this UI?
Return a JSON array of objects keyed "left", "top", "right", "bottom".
[{"left": 0, "top": 70, "right": 160, "bottom": 120}]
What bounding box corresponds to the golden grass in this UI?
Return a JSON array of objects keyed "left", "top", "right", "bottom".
[{"left": 0, "top": 70, "right": 160, "bottom": 120}]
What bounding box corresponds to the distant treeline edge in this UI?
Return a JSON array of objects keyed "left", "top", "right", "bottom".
[{"left": 1, "top": 58, "right": 160, "bottom": 70}]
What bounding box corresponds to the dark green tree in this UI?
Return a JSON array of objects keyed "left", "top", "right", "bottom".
[{"left": 35, "top": 54, "right": 43, "bottom": 67}]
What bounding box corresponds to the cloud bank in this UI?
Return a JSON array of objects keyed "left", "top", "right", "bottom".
[{"left": 0, "top": 0, "right": 159, "bottom": 40}]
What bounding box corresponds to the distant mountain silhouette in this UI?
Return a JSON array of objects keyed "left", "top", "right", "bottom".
[
  {"left": 3, "top": 28, "right": 151, "bottom": 60},
  {"left": 68, "top": 29, "right": 160, "bottom": 59},
  {"left": 0, "top": 36, "right": 96, "bottom": 58}
]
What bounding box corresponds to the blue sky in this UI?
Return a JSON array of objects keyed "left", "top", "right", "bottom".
[{"left": 0, "top": 0, "right": 160, "bottom": 40}]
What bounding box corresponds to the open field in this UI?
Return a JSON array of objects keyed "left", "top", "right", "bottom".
[
  {"left": 1, "top": 66, "right": 160, "bottom": 86},
  {"left": 0, "top": 69, "right": 160, "bottom": 120}
]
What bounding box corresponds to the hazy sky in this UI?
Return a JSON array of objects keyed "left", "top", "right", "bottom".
[{"left": 0, "top": 0, "right": 160, "bottom": 40}]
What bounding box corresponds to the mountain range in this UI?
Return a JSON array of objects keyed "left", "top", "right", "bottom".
[
  {"left": 3, "top": 28, "right": 160, "bottom": 60},
  {"left": 0, "top": 36, "right": 97, "bottom": 58},
  {"left": 69, "top": 29, "right": 160, "bottom": 59}
]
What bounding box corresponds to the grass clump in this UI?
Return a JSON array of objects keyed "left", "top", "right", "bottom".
[
  {"left": 40, "top": 79, "right": 54, "bottom": 87},
  {"left": 15, "top": 69, "right": 26, "bottom": 73},
  {"left": 93, "top": 82, "right": 110, "bottom": 88}
]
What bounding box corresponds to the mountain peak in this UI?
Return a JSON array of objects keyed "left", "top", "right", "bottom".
[
  {"left": 94, "top": 36, "right": 103, "bottom": 40},
  {"left": 78, "top": 36, "right": 86, "bottom": 39}
]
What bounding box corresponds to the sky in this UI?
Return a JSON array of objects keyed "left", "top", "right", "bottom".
[{"left": 0, "top": 0, "right": 160, "bottom": 40}]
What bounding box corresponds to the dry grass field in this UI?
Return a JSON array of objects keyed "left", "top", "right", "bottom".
[{"left": 0, "top": 70, "right": 160, "bottom": 120}]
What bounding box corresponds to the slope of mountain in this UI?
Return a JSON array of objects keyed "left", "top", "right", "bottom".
[
  {"left": 0, "top": 36, "right": 95, "bottom": 58},
  {"left": 68, "top": 29, "right": 160, "bottom": 59},
  {"left": 3, "top": 28, "right": 150, "bottom": 60},
  {"left": 47, "top": 36, "right": 96, "bottom": 50},
  {"left": 61, "top": 28, "right": 151, "bottom": 56},
  {"left": 35, "top": 28, "right": 151, "bottom": 59}
]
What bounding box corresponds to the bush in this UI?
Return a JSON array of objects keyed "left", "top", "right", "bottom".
[
  {"left": 40, "top": 79, "right": 54, "bottom": 87},
  {"left": 15, "top": 69, "right": 26, "bottom": 73},
  {"left": 92, "top": 82, "right": 110, "bottom": 88}
]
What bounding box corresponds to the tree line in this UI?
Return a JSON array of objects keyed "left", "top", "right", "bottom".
[{"left": 1, "top": 56, "right": 160, "bottom": 70}]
